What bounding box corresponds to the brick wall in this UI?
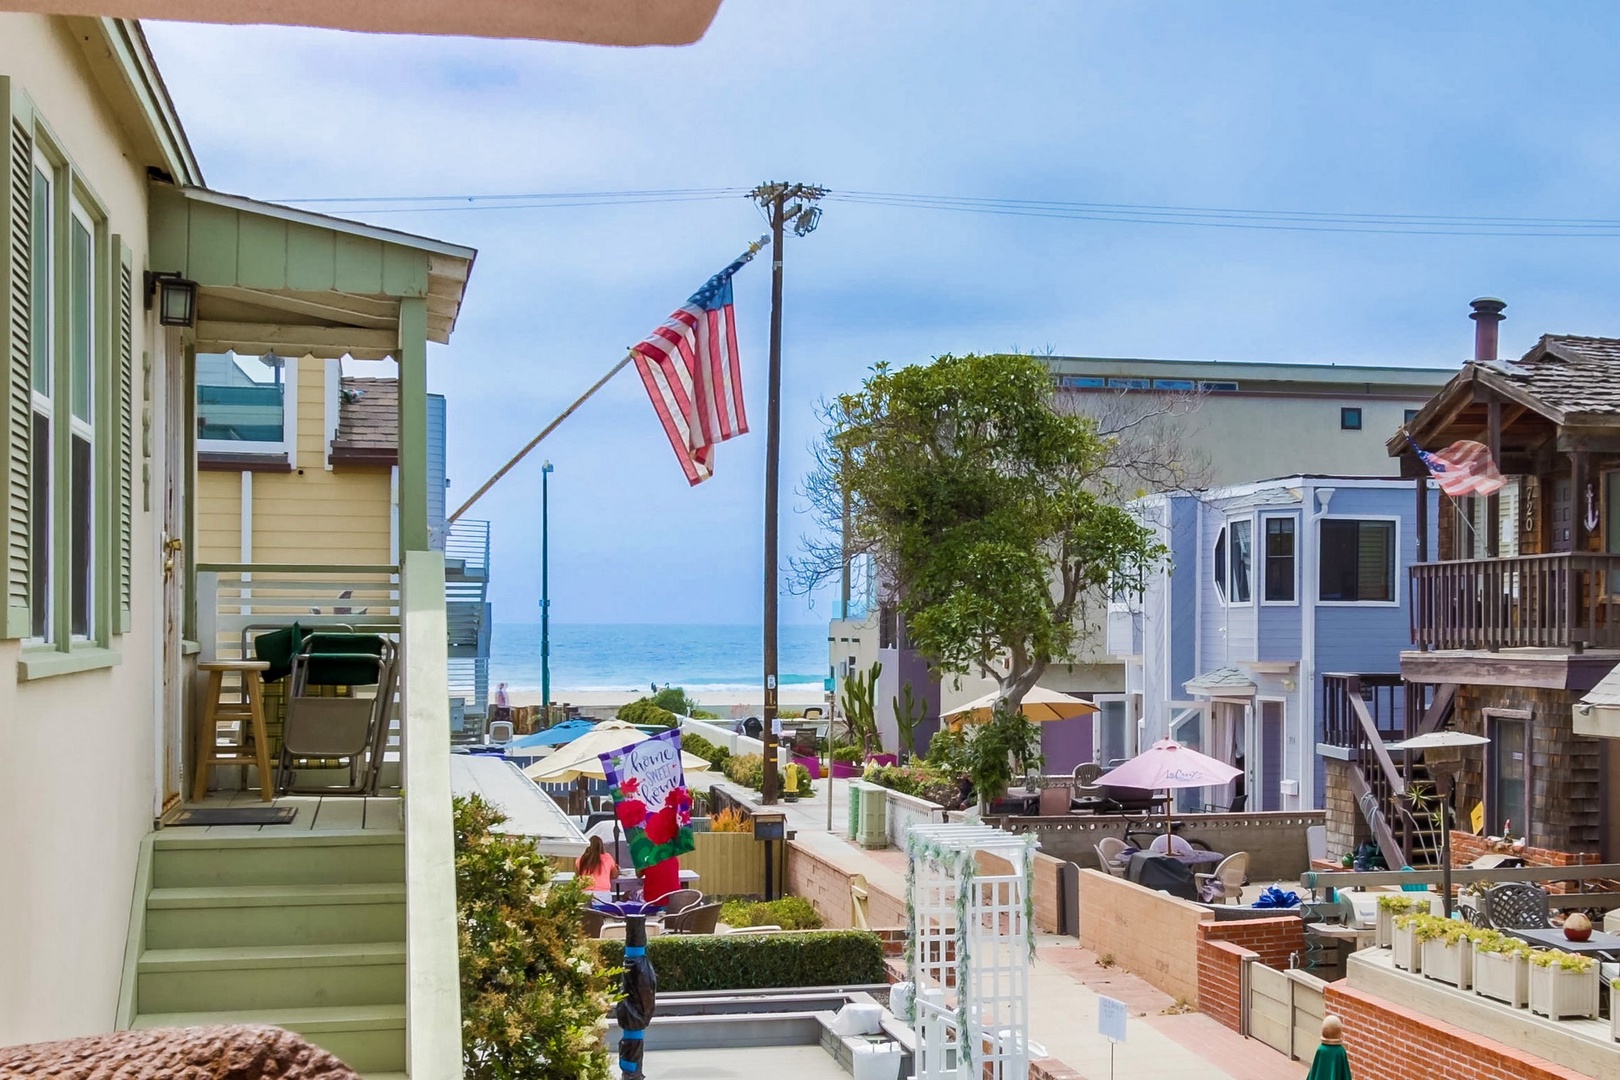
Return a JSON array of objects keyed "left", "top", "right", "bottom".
[
  {"left": 1325, "top": 983, "right": 1589, "bottom": 1080},
  {"left": 1449, "top": 829, "right": 1590, "bottom": 894},
  {"left": 1028, "top": 1058, "right": 1085, "bottom": 1080},
  {"left": 785, "top": 839, "right": 906, "bottom": 929},
  {"left": 1197, "top": 939, "right": 1250, "bottom": 1032},
  {"left": 1077, "top": 869, "right": 1210, "bottom": 1005},
  {"left": 1323, "top": 758, "right": 1370, "bottom": 860},
  {"left": 1198, "top": 916, "right": 1305, "bottom": 972}
]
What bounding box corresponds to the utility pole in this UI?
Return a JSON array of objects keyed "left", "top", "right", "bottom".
[
  {"left": 751, "top": 181, "right": 825, "bottom": 804},
  {"left": 541, "top": 460, "right": 554, "bottom": 719}
]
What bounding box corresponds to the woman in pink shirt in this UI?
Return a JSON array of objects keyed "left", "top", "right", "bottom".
[{"left": 575, "top": 836, "right": 618, "bottom": 893}]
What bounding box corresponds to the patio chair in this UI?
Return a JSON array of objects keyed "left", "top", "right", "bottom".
[
  {"left": 1479, "top": 883, "right": 1552, "bottom": 930},
  {"left": 1150, "top": 833, "right": 1195, "bottom": 858},
  {"left": 582, "top": 908, "right": 607, "bottom": 938},
  {"left": 486, "top": 719, "right": 515, "bottom": 746},
  {"left": 664, "top": 901, "right": 721, "bottom": 934},
  {"left": 661, "top": 888, "right": 703, "bottom": 915},
  {"left": 1195, "top": 851, "right": 1250, "bottom": 905},
  {"left": 274, "top": 633, "right": 397, "bottom": 796},
  {"left": 1095, "top": 837, "right": 1129, "bottom": 878}
]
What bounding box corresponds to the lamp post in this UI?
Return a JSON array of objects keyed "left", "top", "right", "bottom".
[{"left": 541, "top": 460, "right": 554, "bottom": 719}]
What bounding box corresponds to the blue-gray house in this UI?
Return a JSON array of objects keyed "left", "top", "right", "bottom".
[{"left": 1108, "top": 475, "right": 1439, "bottom": 811}]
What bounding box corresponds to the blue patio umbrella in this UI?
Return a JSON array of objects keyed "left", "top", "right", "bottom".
[{"left": 504, "top": 719, "right": 597, "bottom": 757}]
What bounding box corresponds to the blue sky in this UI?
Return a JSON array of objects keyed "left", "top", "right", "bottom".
[{"left": 143, "top": 2, "right": 1620, "bottom": 625}]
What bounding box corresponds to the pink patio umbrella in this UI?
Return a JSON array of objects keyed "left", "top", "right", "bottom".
[{"left": 1095, "top": 738, "right": 1242, "bottom": 837}]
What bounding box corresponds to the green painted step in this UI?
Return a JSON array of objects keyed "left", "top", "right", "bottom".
[
  {"left": 137, "top": 942, "right": 406, "bottom": 1015},
  {"left": 145, "top": 883, "right": 407, "bottom": 949},
  {"left": 151, "top": 831, "right": 405, "bottom": 889},
  {"left": 133, "top": 1003, "right": 405, "bottom": 1075}
]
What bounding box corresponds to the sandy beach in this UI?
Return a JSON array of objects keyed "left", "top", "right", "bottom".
[{"left": 509, "top": 686, "right": 828, "bottom": 716}]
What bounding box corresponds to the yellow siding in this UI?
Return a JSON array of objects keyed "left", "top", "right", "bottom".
[{"left": 196, "top": 356, "right": 395, "bottom": 567}]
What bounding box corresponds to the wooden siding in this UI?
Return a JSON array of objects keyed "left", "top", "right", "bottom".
[{"left": 194, "top": 471, "right": 241, "bottom": 563}]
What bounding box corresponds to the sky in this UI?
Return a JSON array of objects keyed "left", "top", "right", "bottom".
[{"left": 142, "top": 1, "right": 1620, "bottom": 626}]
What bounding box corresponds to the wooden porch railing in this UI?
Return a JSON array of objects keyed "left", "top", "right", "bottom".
[{"left": 1409, "top": 552, "right": 1620, "bottom": 652}]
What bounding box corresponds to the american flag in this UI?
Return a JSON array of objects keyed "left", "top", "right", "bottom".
[
  {"left": 632, "top": 252, "right": 756, "bottom": 485},
  {"left": 1409, "top": 435, "right": 1507, "bottom": 497}
]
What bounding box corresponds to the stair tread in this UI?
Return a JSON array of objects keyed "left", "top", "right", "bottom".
[
  {"left": 139, "top": 941, "right": 406, "bottom": 972},
  {"left": 149, "top": 883, "right": 406, "bottom": 909},
  {"left": 132, "top": 1002, "right": 405, "bottom": 1032}
]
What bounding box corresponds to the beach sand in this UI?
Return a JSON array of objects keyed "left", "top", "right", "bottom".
[{"left": 509, "top": 686, "right": 828, "bottom": 715}]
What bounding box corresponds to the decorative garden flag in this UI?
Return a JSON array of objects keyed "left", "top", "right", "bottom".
[{"left": 599, "top": 728, "right": 696, "bottom": 870}]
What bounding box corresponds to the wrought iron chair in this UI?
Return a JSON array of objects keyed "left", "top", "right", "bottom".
[{"left": 1479, "top": 883, "right": 1552, "bottom": 930}]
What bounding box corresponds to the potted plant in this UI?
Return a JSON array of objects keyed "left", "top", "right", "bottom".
[
  {"left": 1472, "top": 930, "right": 1531, "bottom": 1008},
  {"left": 1418, "top": 918, "right": 1474, "bottom": 989},
  {"left": 1528, "top": 949, "right": 1600, "bottom": 1020},
  {"left": 1376, "top": 894, "right": 1424, "bottom": 949},
  {"left": 1391, "top": 912, "right": 1426, "bottom": 973}
]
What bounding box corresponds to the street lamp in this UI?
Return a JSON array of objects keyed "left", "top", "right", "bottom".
[{"left": 541, "top": 460, "right": 554, "bottom": 719}]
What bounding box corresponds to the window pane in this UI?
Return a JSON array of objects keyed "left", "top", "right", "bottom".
[
  {"left": 71, "top": 433, "right": 92, "bottom": 638},
  {"left": 30, "top": 412, "right": 49, "bottom": 639},
  {"left": 1264, "top": 518, "right": 1296, "bottom": 602},
  {"left": 1357, "top": 522, "right": 1393, "bottom": 602},
  {"left": 196, "top": 353, "right": 288, "bottom": 443},
  {"left": 1213, "top": 528, "right": 1227, "bottom": 601},
  {"left": 1319, "top": 520, "right": 1358, "bottom": 600},
  {"left": 1320, "top": 519, "right": 1395, "bottom": 601},
  {"left": 30, "top": 166, "right": 49, "bottom": 395},
  {"left": 1492, "top": 718, "right": 1527, "bottom": 836},
  {"left": 70, "top": 216, "right": 91, "bottom": 423},
  {"left": 1230, "top": 520, "right": 1252, "bottom": 603}
]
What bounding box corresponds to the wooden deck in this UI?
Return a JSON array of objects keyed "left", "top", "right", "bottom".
[{"left": 172, "top": 792, "right": 402, "bottom": 836}]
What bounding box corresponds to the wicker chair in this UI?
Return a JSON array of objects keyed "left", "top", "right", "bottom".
[
  {"left": 1195, "top": 851, "right": 1250, "bottom": 905},
  {"left": 1095, "top": 837, "right": 1129, "bottom": 878},
  {"left": 1479, "top": 883, "right": 1552, "bottom": 930},
  {"left": 664, "top": 901, "right": 721, "bottom": 934},
  {"left": 660, "top": 888, "right": 703, "bottom": 915}
]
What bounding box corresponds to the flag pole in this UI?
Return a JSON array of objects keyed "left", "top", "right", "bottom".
[{"left": 447, "top": 234, "right": 772, "bottom": 525}]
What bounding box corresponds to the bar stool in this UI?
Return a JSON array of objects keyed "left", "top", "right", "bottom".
[{"left": 193, "top": 659, "right": 274, "bottom": 803}]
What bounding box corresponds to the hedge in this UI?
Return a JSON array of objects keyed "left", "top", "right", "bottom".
[
  {"left": 720, "top": 896, "right": 824, "bottom": 931},
  {"left": 598, "top": 930, "right": 884, "bottom": 992}
]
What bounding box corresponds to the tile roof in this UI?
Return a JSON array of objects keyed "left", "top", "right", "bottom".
[
  {"left": 1494, "top": 336, "right": 1620, "bottom": 418},
  {"left": 330, "top": 377, "right": 398, "bottom": 464},
  {"left": 1579, "top": 664, "right": 1620, "bottom": 708},
  {"left": 1183, "top": 666, "right": 1256, "bottom": 695}
]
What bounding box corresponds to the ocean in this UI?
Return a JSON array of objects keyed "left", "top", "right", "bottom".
[{"left": 490, "top": 622, "right": 830, "bottom": 695}]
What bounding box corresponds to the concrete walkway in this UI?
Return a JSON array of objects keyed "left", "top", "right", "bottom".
[{"left": 760, "top": 788, "right": 1309, "bottom": 1080}]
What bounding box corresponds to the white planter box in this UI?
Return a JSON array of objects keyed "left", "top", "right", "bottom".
[
  {"left": 1529, "top": 962, "right": 1600, "bottom": 1020},
  {"left": 1473, "top": 950, "right": 1529, "bottom": 1008},
  {"left": 1377, "top": 904, "right": 1423, "bottom": 948},
  {"left": 1391, "top": 921, "right": 1422, "bottom": 973},
  {"left": 1421, "top": 937, "right": 1472, "bottom": 990}
]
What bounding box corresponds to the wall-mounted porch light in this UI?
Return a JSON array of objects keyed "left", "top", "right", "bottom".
[{"left": 144, "top": 271, "right": 198, "bottom": 327}]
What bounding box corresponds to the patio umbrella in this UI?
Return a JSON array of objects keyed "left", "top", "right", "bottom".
[
  {"left": 942, "top": 686, "right": 1099, "bottom": 730},
  {"left": 504, "top": 719, "right": 596, "bottom": 759},
  {"left": 1386, "top": 730, "right": 1490, "bottom": 916},
  {"left": 1304, "top": 1016, "right": 1352, "bottom": 1080},
  {"left": 1095, "top": 738, "right": 1242, "bottom": 836},
  {"left": 523, "top": 720, "right": 712, "bottom": 784}
]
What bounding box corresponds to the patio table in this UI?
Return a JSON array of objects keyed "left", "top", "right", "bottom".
[
  {"left": 1504, "top": 927, "right": 1620, "bottom": 956},
  {"left": 1172, "top": 849, "right": 1225, "bottom": 868}
]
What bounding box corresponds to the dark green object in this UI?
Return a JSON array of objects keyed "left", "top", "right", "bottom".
[
  {"left": 597, "top": 930, "right": 885, "bottom": 992},
  {"left": 299, "top": 633, "right": 384, "bottom": 686},
  {"left": 1305, "top": 1042, "right": 1352, "bottom": 1080},
  {"left": 253, "top": 622, "right": 304, "bottom": 681}
]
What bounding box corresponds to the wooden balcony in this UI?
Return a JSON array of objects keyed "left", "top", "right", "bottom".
[{"left": 1409, "top": 553, "right": 1620, "bottom": 652}]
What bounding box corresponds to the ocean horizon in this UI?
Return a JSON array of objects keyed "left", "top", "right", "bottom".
[{"left": 490, "top": 622, "right": 830, "bottom": 694}]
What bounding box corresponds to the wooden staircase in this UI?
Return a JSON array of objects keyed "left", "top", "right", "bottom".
[{"left": 121, "top": 829, "right": 409, "bottom": 1078}]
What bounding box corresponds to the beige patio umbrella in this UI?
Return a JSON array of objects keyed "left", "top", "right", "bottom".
[
  {"left": 942, "top": 686, "right": 1099, "bottom": 731},
  {"left": 522, "top": 720, "right": 713, "bottom": 783}
]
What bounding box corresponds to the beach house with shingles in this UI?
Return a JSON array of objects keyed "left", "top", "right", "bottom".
[{"left": 1111, "top": 476, "right": 1437, "bottom": 814}]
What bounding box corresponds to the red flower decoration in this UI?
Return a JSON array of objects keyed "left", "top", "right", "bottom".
[
  {"left": 664, "top": 786, "right": 691, "bottom": 810},
  {"left": 614, "top": 798, "right": 647, "bottom": 830},
  {"left": 618, "top": 777, "right": 641, "bottom": 797},
  {"left": 644, "top": 806, "right": 679, "bottom": 845}
]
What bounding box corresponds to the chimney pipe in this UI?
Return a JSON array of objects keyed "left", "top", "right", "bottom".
[{"left": 1470, "top": 297, "right": 1506, "bottom": 363}]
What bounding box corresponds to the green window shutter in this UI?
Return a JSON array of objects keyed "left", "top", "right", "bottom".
[
  {"left": 117, "top": 240, "right": 132, "bottom": 632},
  {"left": 1, "top": 79, "right": 32, "bottom": 639}
]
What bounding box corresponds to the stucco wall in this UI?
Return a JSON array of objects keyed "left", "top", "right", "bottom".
[{"left": 0, "top": 14, "right": 164, "bottom": 1044}]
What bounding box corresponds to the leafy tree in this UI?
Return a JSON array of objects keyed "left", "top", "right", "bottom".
[
  {"left": 802, "top": 353, "right": 1166, "bottom": 762},
  {"left": 454, "top": 794, "right": 617, "bottom": 1080}
]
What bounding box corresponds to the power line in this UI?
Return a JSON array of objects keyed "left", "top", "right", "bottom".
[{"left": 266, "top": 184, "right": 1620, "bottom": 236}]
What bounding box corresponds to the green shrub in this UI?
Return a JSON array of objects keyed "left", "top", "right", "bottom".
[
  {"left": 598, "top": 930, "right": 883, "bottom": 992},
  {"left": 721, "top": 897, "right": 824, "bottom": 931},
  {"left": 680, "top": 731, "right": 731, "bottom": 770},
  {"left": 454, "top": 794, "right": 616, "bottom": 1080},
  {"left": 831, "top": 744, "right": 863, "bottom": 764},
  {"left": 650, "top": 686, "right": 699, "bottom": 716},
  {"left": 617, "top": 698, "right": 677, "bottom": 727},
  {"left": 866, "top": 764, "right": 962, "bottom": 808},
  {"left": 724, "top": 752, "right": 765, "bottom": 790}
]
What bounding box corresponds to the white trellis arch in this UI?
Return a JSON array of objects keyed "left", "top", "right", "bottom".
[{"left": 904, "top": 823, "right": 1037, "bottom": 1080}]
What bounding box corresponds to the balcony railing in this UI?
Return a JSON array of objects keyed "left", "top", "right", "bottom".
[{"left": 1409, "top": 553, "right": 1620, "bottom": 652}]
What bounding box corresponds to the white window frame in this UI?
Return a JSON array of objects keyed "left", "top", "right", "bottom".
[
  {"left": 1259, "top": 512, "right": 1300, "bottom": 607},
  {"left": 196, "top": 351, "right": 298, "bottom": 457},
  {"left": 26, "top": 150, "right": 55, "bottom": 644},
  {"left": 1212, "top": 523, "right": 1228, "bottom": 606},
  {"left": 1091, "top": 692, "right": 1132, "bottom": 768},
  {"left": 66, "top": 195, "right": 96, "bottom": 642},
  {"left": 1227, "top": 514, "right": 1254, "bottom": 607},
  {"left": 1316, "top": 513, "right": 1401, "bottom": 607}
]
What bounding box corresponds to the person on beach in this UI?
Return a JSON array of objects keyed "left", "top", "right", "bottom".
[
  {"left": 492, "top": 682, "right": 511, "bottom": 726},
  {"left": 576, "top": 835, "right": 618, "bottom": 893}
]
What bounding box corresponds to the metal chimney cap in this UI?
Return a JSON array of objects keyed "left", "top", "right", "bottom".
[{"left": 1470, "top": 297, "right": 1507, "bottom": 318}]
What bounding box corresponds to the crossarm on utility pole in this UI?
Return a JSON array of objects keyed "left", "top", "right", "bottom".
[{"left": 447, "top": 351, "right": 635, "bottom": 524}]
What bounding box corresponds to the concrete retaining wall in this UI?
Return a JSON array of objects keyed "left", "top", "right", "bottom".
[{"left": 1003, "top": 811, "right": 1324, "bottom": 881}]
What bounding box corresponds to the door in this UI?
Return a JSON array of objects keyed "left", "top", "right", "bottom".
[
  {"left": 1095, "top": 698, "right": 1130, "bottom": 768},
  {"left": 1550, "top": 477, "right": 1573, "bottom": 553},
  {"left": 1487, "top": 713, "right": 1529, "bottom": 838},
  {"left": 1258, "top": 699, "right": 1284, "bottom": 812},
  {"left": 1168, "top": 705, "right": 1205, "bottom": 812},
  {"left": 158, "top": 332, "right": 188, "bottom": 814}
]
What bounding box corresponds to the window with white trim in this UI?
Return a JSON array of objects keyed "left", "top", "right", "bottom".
[
  {"left": 197, "top": 351, "right": 293, "bottom": 453},
  {"left": 1229, "top": 518, "right": 1252, "bottom": 604},
  {"left": 1319, "top": 519, "right": 1395, "bottom": 602},
  {"left": 1262, "top": 516, "right": 1296, "bottom": 603},
  {"left": 68, "top": 200, "right": 94, "bottom": 639}
]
